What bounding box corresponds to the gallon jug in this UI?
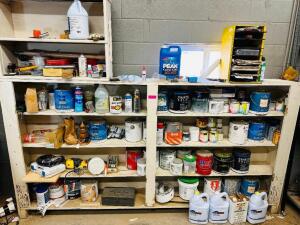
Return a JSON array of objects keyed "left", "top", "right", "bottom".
[
  {"left": 67, "top": 0, "right": 89, "bottom": 40},
  {"left": 95, "top": 84, "right": 109, "bottom": 113},
  {"left": 247, "top": 192, "right": 268, "bottom": 224},
  {"left": 189, "top": 191, "right": 209, "bottom": 224},
  {"left": 159, "top": 45, "right": 181, "bottom": 80},
  {"left": 209, "top": 192, "right": 229, "bottom": 224}
]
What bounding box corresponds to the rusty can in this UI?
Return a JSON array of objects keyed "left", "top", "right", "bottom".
[
  {"left": 272, "top": 129, "right": 281, "bottom": 145},
  {"left": 196, "top": 118, "right": 208, "bottom": 129}
]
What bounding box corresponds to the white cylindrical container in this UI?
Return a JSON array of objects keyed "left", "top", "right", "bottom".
[
  {"left": 67, "top": 0, "right": 89, "bottom": 40},
  {"left": 170, "top": 158, "right": 183, "bottom": 175},
  {"left": 36, "top": 185, "right": 50, "bottom": 207},
  {"left": 159, "top": 150, "right": 176, "bottom": 170},
  {"left": 49, "top": 183, "right": 65, "bottom": 199},
  {"left": 178, "top": 178, "right": 199, "bottom": 201},
  {"left": 48, "top": 92, "right": 55, "bottom": 110},
  {"left": 229, "top": 121, "right": 249, "bottom": 145},
  {"left": 78, "top": 54, "right": 87, "bottom": 77},
  {"left": 125, "top": 120, "right": 143, "bottom": 142},
  {"left": 229, "top": 100, "right": 240, "bottom": 114},
  {"left": 189, "top": 126, "right": 199, "bottom": 142},
  {"left": 137, "top": 158, "right": 146, "bottom": 176}
]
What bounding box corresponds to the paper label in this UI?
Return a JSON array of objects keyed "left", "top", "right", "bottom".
[{"left": 260, "top": 99, "right": 269, "bottom": 108}]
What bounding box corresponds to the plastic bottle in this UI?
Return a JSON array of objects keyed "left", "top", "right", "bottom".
[
  {"left": 156, "top": 122, "right": 164, "bottom": 145},
  {"left": 189, "top": 191, "right": 209, "bottom": 224},
  {"left": 247, "top": 192, "right": 268, "bottom": 224},
  {"left": 78, "top": 54, "right": 87, "bottom": 77},
  {"left": 95, "top": 84, "right": 109, "bottom": 114},
  {"left": 259, "top": 57, "right": 266, "bottom": 81},
  {"left": 209, "top": 192, "right": 230, "bottom": 224},
  {"left": 67, "top": 0, "right": 89, "bottom": 40}
]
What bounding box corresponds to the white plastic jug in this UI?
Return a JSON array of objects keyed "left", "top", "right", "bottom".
[
  {"left": 67, "top": 0, "right": 89, "bottom": 40},
  {"left": 247, "top": 192, "right": 268, "bottom": 224},
  {"left": 95, "top": 84, "right": 109, "bottom": 113},
  {"left": 189, "top": 191, "right": 209, "bottom": 224},
  {"left": 209, "top": 192, "right": 229, "bottom": 224}
]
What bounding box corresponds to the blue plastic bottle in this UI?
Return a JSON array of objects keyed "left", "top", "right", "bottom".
[{"left": 159, "top": 45, "right": 181, "bottom": 80}]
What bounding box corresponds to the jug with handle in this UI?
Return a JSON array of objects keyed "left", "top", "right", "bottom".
[
  {"left": 189, "top": 191, "right": 209, "bottom": 224},
  {"left": 209, "top": 192, "right": 230, "bottom": 224},
  {"left": 247, "top": 192, "right": 268, "bottom": 224}
]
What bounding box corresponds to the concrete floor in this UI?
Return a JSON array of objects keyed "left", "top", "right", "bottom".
[{"left": 11, "top": 203, "right": 299, "bottom": 225}]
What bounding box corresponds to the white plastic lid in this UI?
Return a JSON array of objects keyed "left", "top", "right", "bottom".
[{"left": 88, "top": 157, "right": 105, "bottom": 175}]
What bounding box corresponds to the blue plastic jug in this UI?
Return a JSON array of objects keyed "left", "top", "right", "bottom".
[{"left": 159, "top": 45, "right": 181, "bottom": 80}]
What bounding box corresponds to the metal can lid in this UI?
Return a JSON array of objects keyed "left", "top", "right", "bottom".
[{"left": 197, "top": 150, "right": 213, "bottom": 157}]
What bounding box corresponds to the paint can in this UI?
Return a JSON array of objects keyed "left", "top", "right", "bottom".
[
  {"left": 54, "top": 90, "right": 74, "bottom": 111},
  {"left": 229, "top": 100, "right": 240, "bottom": 114},
  {"left": 223, "top": 178, "right": 240, "bottom": 195},
  {"left": 177, "top": 149, "right": 192, "bottom": 160},
  {"left": 204, "top": 178, "right": 221, "bottom": 196},
  {"left": 64, "top": 179, "right": 81, "bottom": 199},
  {"left": 196, "top": 118, "right": 208, "bottom": 129},
  {"left": 36, "top": 184, "right": 50, "bottom": 207},
  {"left": 217, "top": 128, "right": 223, "bottom": 142},
  {"left": 164, "top": 122, "right": 183, "bottom": 145},
  {"left": 183, "top": 131, "right": 190, "bottom": 142},
  {"left": 200, "top": 130, "right": 209, "bottom": 143},
  {"left": 209, "top": 99, "right": 224, "bottom": 114},
  {"left": 196, "top": 150, "right": 213, "bottom": 175},
  {"left": 137, "top": 158, "right": 146, "bottom": 176},
  {"left": 159, "top": 149, "right": 176, "bottom": 170},
  {"left": 110, "top": 96, "right": 122, "bottom": 114},
  {"left": 191, "top": 91, "right": 209, "bottom": 112},
  {"left": 223, "top": 99, "right": 230, "bottom": 113},
  {"left": 127, "top": 149, "right": 142, "bottom": 170},
  {"left": 208, "top": 118, "right": 217, "bottom": 128},
  {"left": 248, "top": 122, "right": 266, "bottom": 141},
  {"left": 81, "top": 180, "right": 98, "bottom": 202},
  {"left": 213, "top": 150, "right": 233, "bottom": 174},
  {"left": 189, "top": 126, "right": 199, "bottom": 142},
  {"left": 169, "top": 91, "right": 191, "bottom": 113},
  {"left": 240, "top": 179, "right": 259, "bottom": 196},
  {"left": 232, "top": 149, "right": 251, "bottom": 173},
  {"left": 183, "top": 154, "right": 196, "bottom": 174},
  {"left": 88, "top": 120, "right": 107, "bottom": 141},
  {"left": 170, "top": 158, "right": 183, "bottom": 175},
  {"left": 178, "top": 177, "right": 199, "bottom": 200},
  {"left": 209, "top": 130, "right": 218, "bottom": 143},
  {"left": 249, "top": 92, "right": 271, "bottom": 114},
  {"left": 269, "top": 101, "right": 276, "bottom": 111},
  {"left": 240, "top": 101, "right": 250, "bottom": 115},
  {"left": 157, "top": 91, "right": 168, "bottom": 112},
  {"left": 125, "top": 120, "right": 143, "bottom": 142},
  {"left": 229, "top": 121, "right": 249, "bottom": 145},
  {"left": 49, "top": 183, "right": 65, "bottom": 199}
]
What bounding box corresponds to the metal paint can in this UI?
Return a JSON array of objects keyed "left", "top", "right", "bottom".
[
  {"left": 164, "top": 122, "right": 183, "bottom": 145},
  {"left": 196, "top": 118, "right": 208, "bottom": 129},
  {"left": 229, "top": 121, "right": 249, "bottom": 145},
  {"left": 229, "top": 100, "right": 240, "bottom": 114},
  {"left": 160, "top": 149, "right": 176, "bottom": 170},
  {"left": 64, "top": 179, "right": 81, "bottom": 199},
  {"left": 110, "top": 96, "right": 122, "bottom": 114},
  {"left": 209, "top": 130, "right": 217, "bottom": 143},
  {"left": 191, "top": 91, "right": 209, "bottom": 112},
  {"left": 204, "top": 178, "right": 221, "bottom": 196},
  {"left": 49, "top": 183, "right": 65, "bottom": 199},
  {"left": 36, "top": 184, "right": 50, "bottom": 207},
  {"left": 240, "top": 101, "right": 250, "bottom": 115},
  {"left": 248, "top": 122, "right": 266, "bottom": 141},
  {"left": 54, "top": 89, "right": 74, "bottom": 111},
  {"left": 127, "top": 149, "right": 142, "bottom": 170},
  {"left": 125, "top": 120, "right": 143, "bottom": 142},
  {"left": 249, "top": 92, "right": 271, "bottom": 114},
  {"left": 196, "top": 150, "right": 213, "bottom": 175},
  {"left": 170, "top": 158, "right": 183, "bottom": 175},
  {"left": 157, "top": 91, "right": 168, "bottom": 112},
  {"left": 240, "top": 179, "right": 259, "bottom": 196},
  {"left": 88, "top": 120, "right": 107, "bottom": 141},
  {"left": 223, "top": 178, "right": 241, "bottom": 195},
  {"left": 213, "top": 150, "right": 233, "bottom": 174},
  {"left": 232, "top": 149, "right": 251, "bottom": 173},
  {"left": 183, "top": 131, "right": 190, "bottom": 142},
  {"left": 200, "top": 130, "right": 209, "bottom": 143},
  {"left": 169, "top": 91, "right": 191, "bottom": 113}
]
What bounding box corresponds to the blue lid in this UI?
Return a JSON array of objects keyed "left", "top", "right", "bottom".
[{"left": 36, "top": 184, "right": 48, "bottom": 193}]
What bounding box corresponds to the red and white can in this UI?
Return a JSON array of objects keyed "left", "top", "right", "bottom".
[
  {"left": 127, "top": 149, "right": 142, "bottom": 170},
  {"left": 196, "top": 150, "right": 213, "bottom": 175}
]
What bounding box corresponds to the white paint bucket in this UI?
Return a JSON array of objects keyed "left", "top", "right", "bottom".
[
  {"left": 49, "top": 183, "right": 65, "bottom": 199},
  {"left": 125, "top": 120, "right": 143, "bottom": 142},
  {"left": 178, "top": 178, "right": 199, "bottom": 200},
  {"left": 229, "top": 121, "right": 249, "bottom": 145},
  {"left": 137, "top": 158, "right": 146, "bottom": 176}
]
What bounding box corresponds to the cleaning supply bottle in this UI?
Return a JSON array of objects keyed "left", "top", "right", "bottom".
[
  {"left": 189, "top": 191, "right": 209, "bottom": 224},
  {"left": 67, "top": 0, "right": 89, "bottom": 40},
  {"left": 95, "top": 84, "right": 109, "bottom": 114},
  {"left": 247, "top": 192, "right": 268, "bottom": 224},
  {"left": 209, "top": 192, "right": 229, "bottom": 224}
]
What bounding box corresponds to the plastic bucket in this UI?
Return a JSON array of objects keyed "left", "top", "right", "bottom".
[{"left": 178, "top": 177, "right": 199, "bottom": 200}]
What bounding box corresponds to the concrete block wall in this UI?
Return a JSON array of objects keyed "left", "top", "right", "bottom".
[{"left": 111, "top": 0, "right": 295, "bottom": 79}]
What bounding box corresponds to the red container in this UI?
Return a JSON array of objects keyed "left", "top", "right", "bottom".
[
  {"left": 126, "top": 149, "right": 142, "bottom": 170},
  {"left": 196, "top": 150, "right": 213, "bottom": 175},
  {"left": 46, "top": 59, "right": 71, "bottom": 66}
]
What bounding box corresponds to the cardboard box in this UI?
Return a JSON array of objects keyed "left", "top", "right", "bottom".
[{"left": 228, "top": 194, "right": 249, "bottom": 224}]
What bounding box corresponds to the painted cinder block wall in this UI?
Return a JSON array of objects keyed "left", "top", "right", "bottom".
[{"left": 111, "top": 0, "right": 295, "bottom": 78}]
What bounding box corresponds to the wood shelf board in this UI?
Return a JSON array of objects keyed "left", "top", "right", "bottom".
[
  {"left": 157, "top": 111, "right": 284, "bottom": 117},
  {"left": 156, "top": 163, "right": 273, "bottom": 177},
  {"left": 22, "top": 171, "right": 60, "bottom": 183},
  {"left": 154, "top": 196, "right": 188, "bottom": 209},
  {"left": 23, "top": 139, "right": 146, "bottom": 148},
  {"left": 26, "top": 192, "right": 147, "bottom": 210},
  {"left": 23, "top": 110, "right": 147, "bottom": 117},
  {"left": 158, "top": 139, "right": 276, "bottom": 148},
  {"left": 0, "top": 37, "right": 107, "bottom": 44}
]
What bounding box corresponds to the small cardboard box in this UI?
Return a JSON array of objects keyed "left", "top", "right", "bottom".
[{"left": 228, "top": 194, "right": 249, "bottom": 224}]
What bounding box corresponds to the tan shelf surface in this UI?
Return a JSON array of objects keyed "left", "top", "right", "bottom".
[
  {"left": 23, "top": 109, "right": 147, "bottom": 117},
  {"left": 158, "top": 139, "right": 276, "bottom": 148},
  {"left": 156, "top": 163, "right": 273, "bottom": 177},
  {"left": 22, "top": 171, "right": 60, "bottom": 183},
  {"left": 23, "top": 139, "right": 146, "bottom": 148},
  {"left": 157, "top": 111, "right": 284, "bottom": 117},
  {"left": 0, "top": 37, "right": 107, "bottom": 44},
  {"left": 153, "top": 196, "right": 189, "bottom": 208}
]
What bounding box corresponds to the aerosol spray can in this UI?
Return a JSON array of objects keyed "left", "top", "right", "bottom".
[
  {"left": 133, "top": 89, "right": 141, "bottom": 113},
  {"left": 124, "top": 93, "right": 133, "bottom": 113},
  {"left": 74, "top": 86, "right": 83, "bottom": 112},
  {"left": 78, "top": 54, "right": 87, "bottom": 77}
]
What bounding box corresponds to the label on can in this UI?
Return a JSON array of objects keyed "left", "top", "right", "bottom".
[
  {"left": 88, "top": 121, "right": 107, "bottom": 140},
  {"left": 160, "top": 150, "right": 176, "bottom": 170},
  {"left": 110, "top": 96, "right": 122, "bottom": 114},
  {"left": 124, "top": 94, "right": 132, "bottom": 113}
]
